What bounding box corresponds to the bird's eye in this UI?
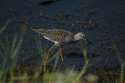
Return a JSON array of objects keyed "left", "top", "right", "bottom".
[{"left": 82, "top": 35, "right": 85, "bottom": 37}]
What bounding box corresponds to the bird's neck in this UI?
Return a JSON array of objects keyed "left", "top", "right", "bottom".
[{"left": 74, "top": 34, "right": 80, "bottom": 41}]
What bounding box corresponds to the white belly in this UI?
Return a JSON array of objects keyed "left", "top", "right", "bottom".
[{"left": 44, "top": 36, "right": 60, "bottom": 45}]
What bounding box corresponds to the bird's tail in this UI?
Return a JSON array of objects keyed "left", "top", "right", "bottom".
[{"left": 32, "top": 28, "right": 48, "bottom": 35}]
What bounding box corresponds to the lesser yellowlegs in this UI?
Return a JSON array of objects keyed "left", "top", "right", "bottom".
[{"left": 33, "top": 28, "right": 91, "bottom": 63}]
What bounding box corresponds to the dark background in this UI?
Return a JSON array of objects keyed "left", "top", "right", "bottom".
[{"left": 0, "top": 0, "right": 125, "bottom": 70}]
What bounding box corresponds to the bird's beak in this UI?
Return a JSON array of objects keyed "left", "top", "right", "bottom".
[{"left": 83, "top": 36, "right": 93, "bottom": 45}]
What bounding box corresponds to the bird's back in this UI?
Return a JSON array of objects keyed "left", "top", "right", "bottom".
[{"left": 33, "top": 28, "right": 74, "bottom": 42}]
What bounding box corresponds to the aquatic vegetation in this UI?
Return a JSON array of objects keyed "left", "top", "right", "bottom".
[{"left": 0, "top": 20, "right": 124, "bottom": 83}]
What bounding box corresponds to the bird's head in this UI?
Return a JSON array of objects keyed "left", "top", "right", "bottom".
[
  {"left": 74, "top": 32, "right": 93, "bottom": 44},
  {"left": 74, "top": 32, "right": 85, "bottom": 40}
]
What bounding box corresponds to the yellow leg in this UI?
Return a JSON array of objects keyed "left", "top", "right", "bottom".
[
  {"left": 45, "top": 48, "right": 51, "bottom": 63},
  {"left": 45, "top": 45, "right": 55, "bottom": 63},
  {"left": 59, "top": 48, "right": 64, "bottom": 62}
]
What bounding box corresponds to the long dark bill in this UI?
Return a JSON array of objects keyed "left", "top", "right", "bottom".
[{"left": 83, "top": 36, "right": 93, "bottom": 45}]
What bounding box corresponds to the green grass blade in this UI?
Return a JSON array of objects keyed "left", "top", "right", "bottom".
[
  {"left": 12, "top": 36, "right": 23, "bottom": 59},
  {"left": 48, "top": 52, "right": 58, "bottom": 63},
  {"left": 10, "top": 34, "right": 18, "bottom": 57},
  {"left": 72, "top": 48, "right": 89, "bottom": 83},
  {"left": 54, "top": 52, "right": 59, "bottom": 70},
  {"left": 0, "top": 39, "right": 6, "bottom": 56},
  {"left": 35, "top": 35, "right": 47, "bottom": 67},
  {"left": 5, "top": 35, "right": 10, "bottom": 55},
  {"left": 35, "top": 35, "right": 43, "bottom": 55},
  {"left": 0, "top": 20, "right": 10, "bottom": 34}
]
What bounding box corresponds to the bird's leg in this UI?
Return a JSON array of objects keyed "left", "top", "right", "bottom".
[
  {"left": 59, "top": 47, "right": 64, "bottom": 63},
  {"left": 45, "top": 44, "right": 55, "bottom": 63}
]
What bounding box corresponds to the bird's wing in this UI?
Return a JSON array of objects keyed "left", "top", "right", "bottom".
[{"left": 45, "top": 29, "right": 73, "bottom": 42}]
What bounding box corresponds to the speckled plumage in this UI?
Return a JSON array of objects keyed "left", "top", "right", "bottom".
[
  {"left": 32, "top": 28, "right": 87, "bottom": 45},
  {"left": 33, "top": 28, "right": 74, "bottom": 42}
]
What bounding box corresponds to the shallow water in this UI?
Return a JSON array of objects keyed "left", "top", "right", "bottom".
[{"left": 0, "top": 0, "right": 125, "bottom": 70}]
